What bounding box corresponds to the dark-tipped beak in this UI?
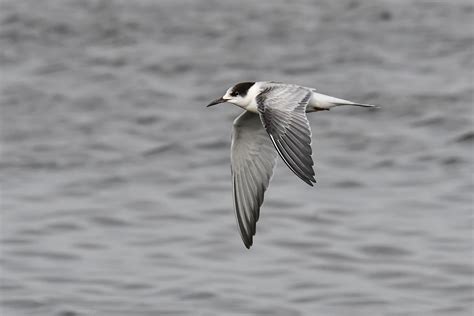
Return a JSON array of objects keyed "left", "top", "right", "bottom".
[{"left": 206, "top": 97, "right": 227, "bottom": 107}]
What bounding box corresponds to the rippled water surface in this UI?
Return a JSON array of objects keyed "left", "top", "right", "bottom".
[{"left": 1, "top": 0, "right": 473, "bottom": 315}]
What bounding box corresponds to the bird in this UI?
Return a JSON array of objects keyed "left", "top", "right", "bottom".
[{"left": 207, "top": 81, "right": 378, "bottom": 248}]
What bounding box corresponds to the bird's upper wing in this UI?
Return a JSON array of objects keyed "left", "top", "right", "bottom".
[
  {"left": 256, "top": 84, "right": 316, "bottom": 186},
  {"left": 231, "top": 111, "right": 278, "bottom": 248}
]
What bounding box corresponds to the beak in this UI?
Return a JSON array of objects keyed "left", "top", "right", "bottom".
[{"left": 206, "top": 97, "right": 228, "bottom": 107}]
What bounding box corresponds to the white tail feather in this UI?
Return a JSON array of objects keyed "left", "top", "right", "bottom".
[
  {"left": 334, "top": 102, "right": 380, "bottom": 108},
  {"left": 309, "top": 91, "right": 379, "bottom": 109}
]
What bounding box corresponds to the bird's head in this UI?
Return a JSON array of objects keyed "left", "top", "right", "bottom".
[{"left": 206, "top": 82, "right": 256, "bottom": 108}]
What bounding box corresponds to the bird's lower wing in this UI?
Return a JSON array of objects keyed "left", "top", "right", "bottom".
[
  {"left": 231, "top": 111, "right": 278, "bottom": 248},
  {"left": 257, "top": 85, "right": 316, "bottom": 186}
]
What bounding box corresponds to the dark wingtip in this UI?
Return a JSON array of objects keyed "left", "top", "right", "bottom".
[
  {"left": 302, "top": 176, "right": 316, "bottom": 186},
  {"left": 244, "top": 238, "right": 252, "bottom": 249}
]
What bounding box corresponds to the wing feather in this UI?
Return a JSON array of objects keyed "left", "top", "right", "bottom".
[
  {"left": 257, "top": 84, "right": 316, "bottom": 186},
  {"left": 231, "top": 111, "right": 278, "bottom": 248}
]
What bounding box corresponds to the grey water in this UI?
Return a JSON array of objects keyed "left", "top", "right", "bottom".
[{"left": 1, "top": 0, "right": 473, "bottom": 315}]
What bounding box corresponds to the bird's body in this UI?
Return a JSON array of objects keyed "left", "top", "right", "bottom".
[
  {"left": 217, "top": 81, "right": 374, "bottom": 114},
  {"left": 207, "top": 81, "right": 377, "bottom": 248}
]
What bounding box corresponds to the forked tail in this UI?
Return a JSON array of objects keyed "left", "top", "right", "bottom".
[{"left": 333, "top": 102, "right": 380, "bottom": 108}]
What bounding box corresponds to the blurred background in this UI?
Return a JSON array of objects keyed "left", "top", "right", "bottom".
[{"left": 1, "top": 0, "right": 473, "bottom": 315}]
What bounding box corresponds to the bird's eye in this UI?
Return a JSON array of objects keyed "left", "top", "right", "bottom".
[{"left": 230, "top": 91, "right": 238, "bottom": 97}]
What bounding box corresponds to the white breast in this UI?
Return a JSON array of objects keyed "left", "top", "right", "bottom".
[{"left": 245, "top": 102, "right": 258, "bottom": 113}]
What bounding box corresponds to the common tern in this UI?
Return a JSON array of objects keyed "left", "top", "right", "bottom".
[{"left": 207, "top": 81, "right": 377, "bottom": 248}]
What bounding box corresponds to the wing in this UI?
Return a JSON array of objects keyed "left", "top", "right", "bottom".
[
  {"left": 257, "top": 84, "right": 316, "bottom": 186},
  {"left": 231, "top": 111, "right": 278, "bottom": 248}
]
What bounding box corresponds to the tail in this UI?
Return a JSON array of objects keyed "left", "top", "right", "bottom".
[
  {"left": 310, "top": 91, "right": 380, "bottom": 110},
  {"left": 333, "top": 102, "right": 380, "bottom": 109}
]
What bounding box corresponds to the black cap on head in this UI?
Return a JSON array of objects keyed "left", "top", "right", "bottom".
[{"left": 231, "top": 82, "right": 255, "bottom": 97}]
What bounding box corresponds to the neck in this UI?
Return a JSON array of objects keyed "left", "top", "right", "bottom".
[{"left": 242, "top": 82, "right": 262, "bottom": 113}]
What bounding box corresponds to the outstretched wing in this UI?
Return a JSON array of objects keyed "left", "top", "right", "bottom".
[
  {"left": 257, "top": 84, "right": 316, "bottom": 186},
  {"left": 231, "top": 111, "right": 278, "bottom": 248}
]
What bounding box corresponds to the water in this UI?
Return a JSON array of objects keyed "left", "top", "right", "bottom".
[{"left": 1, "top": 0, "right": 473, "bottom": 315}]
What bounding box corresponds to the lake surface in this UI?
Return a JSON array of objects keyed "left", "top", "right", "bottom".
[{"left": 1, "top": 0, "right": 473, "bottom": 315}]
